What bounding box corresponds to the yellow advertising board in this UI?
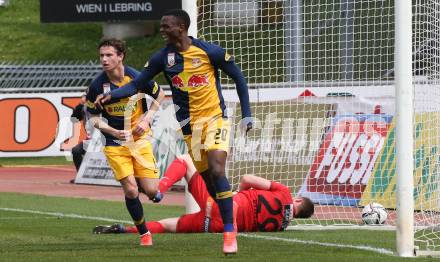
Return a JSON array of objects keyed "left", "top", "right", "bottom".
[{"left": 360, "top": 112, "right": 440, "bottom": 211}]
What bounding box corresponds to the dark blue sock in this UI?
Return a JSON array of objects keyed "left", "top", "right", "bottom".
[
  {"left": 125, "top": 196, "right": 148, "bottom": 235},
  {"left": 214, "top": 176, "right": 234, "bottom": 232}
]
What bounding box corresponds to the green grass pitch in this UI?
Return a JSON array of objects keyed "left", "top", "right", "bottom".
[{"left": 0, "top": 193, "right": 436, "bottom": 261}]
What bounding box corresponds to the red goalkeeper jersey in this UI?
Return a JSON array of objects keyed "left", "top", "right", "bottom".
[
  {"left": 176, "top": 175, "right": 294, "bottom": 233},
  {"left": 234, "top": 181, "right": 293, "bottom": 232}
]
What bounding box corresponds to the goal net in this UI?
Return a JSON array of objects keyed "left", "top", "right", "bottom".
[{"left": 196, "top": 0, "right": 440, "bottom": 253}]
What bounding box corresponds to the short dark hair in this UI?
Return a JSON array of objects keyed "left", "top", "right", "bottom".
[
  {"left": 295, "top": 197, "right": 315, "bottom": 219},
  {"left": 98, "top": 38, "right": 126, "bottom": 59},
  {"left": 71, "top": 103, "right": 84, "bottom": 121},
  {"left": 163, "top": 9, "right": 190, "bottom": 30}
]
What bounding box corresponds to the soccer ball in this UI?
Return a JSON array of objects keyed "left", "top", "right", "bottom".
[{"left": 361, "top": 202, "right": 388, "bottom": 225}]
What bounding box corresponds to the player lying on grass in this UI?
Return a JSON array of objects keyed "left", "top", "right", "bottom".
[{"left": 94, "top": 154, "right": 314, "bottom": 234}]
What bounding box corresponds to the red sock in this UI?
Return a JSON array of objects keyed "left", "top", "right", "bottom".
[
  {"left": 146, "top": 221, "right": 166, "bottom": 233},
  {"left": 159, "top": 158, "right": 187, "bottom": 193},
  {"left": 125, "top": 225, "right": 138, "bottom": 234},
  {"left": 125, "top": 222, "right": 165, "bottom": 234}
]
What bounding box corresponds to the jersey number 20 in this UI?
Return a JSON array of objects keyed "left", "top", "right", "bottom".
[{"left": 214, "top": 128, "right": 228, "bottom": 144}]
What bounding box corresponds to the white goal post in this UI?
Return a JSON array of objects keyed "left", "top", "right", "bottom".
[
  {"left": 394, "top": 0, "right": 414, "bottom": 257},
  {"left": 182, "top": 0, "right": 440, "bottom": 257}
]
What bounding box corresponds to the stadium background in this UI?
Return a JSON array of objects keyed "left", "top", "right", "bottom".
[{"left": 0, "top": 0, "right": 438, "bottom": 261}]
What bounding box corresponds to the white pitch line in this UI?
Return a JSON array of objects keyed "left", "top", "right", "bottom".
[
  {"left": 0, "top": 208, "right": 132, "bottom": 224},
  {"left": 239, "top": 233, "right": 395, "bottom": 256},
  {"left": 0, "top": 216, "right": 60, "bottom": 220},
  {"left": 0, "top": 207, "right": 395, "bottom": 256}
]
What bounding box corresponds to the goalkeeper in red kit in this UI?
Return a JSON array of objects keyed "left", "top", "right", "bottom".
[{"left": 93, "top": 154, "right": 314, "bottom": 234}]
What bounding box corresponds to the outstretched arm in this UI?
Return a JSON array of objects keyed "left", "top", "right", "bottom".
[
  {"left": 239, "top": 175, "right": 271, "bottom": 191},
  {"left": 97, "top": 70, "right": 156, "bottom": 106}
]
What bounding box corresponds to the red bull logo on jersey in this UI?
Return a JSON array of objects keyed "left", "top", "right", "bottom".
[
  {"left": 171, "top": 73, "right": 210, "bottom": 90},
  {"left": 171, "top": 75, "right": 185, "bottom": 88},
  {"left": 188, "top": 74, "right": 209, "bottom": 88}
]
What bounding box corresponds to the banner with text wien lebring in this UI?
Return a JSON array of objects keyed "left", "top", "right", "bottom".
[
  {"left": 360, "top": 112, "right": 440, "bottom": 211},
  {"left": 228, "top": 100, "right": 336, "bottom": 194}
]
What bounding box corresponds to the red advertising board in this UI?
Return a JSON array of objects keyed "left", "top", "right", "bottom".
[{"left": 306, "top": 115, "right": 392, "bottom": 203}]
